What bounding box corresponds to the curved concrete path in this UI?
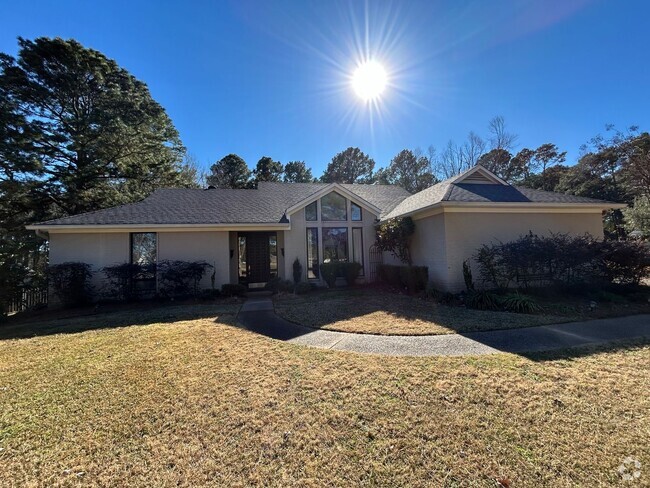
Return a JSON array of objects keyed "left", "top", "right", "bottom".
[{"left": 237, "top": 297, "right": 650, "bottom": 356}]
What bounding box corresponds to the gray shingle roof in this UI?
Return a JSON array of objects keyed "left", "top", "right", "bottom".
[
  {"left": 34, "top": 165, "right": 620, "bottom": 227},
  {"left": 36, "top": 182, "right": 412, "bottom": 226},
  {"left": 383, "top": 179, "right": 618, "bottom": 219}
]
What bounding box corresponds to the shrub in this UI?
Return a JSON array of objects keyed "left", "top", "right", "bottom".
[
  {"left": 378, "top": 264, "right": 428, "bottom": 293},
  {"left": 48, "top": 262, "right": 93, "bottom": 307},
  {"left": 221, "top": 283, "right": 247, "bottom": 297},
  {"left": 264, "top": 277, "right": 282, "bottom": 293},
  {"left": 319, "top": 262, "right": 339, "bottom": 288},
  {"left": 378, "top": 264, "right": 402, "bottom": 289},
  {"left": 293, "top": 258, "right": 302, "bottom": 284},
  {"left": 158, "top": 260, "right": 213, "bottom": 299},
  {"left": 473, "top": 232, "right": 650, "bottom": 290},
  {"left": 294, "top": 281, "right": 312, "bottom": 295},
  {"left": 501, "top": 293, "right": 542, "bottom": 314},
  {"left": 598, "top": 240, "right": 650, "bottom": 285},
  {"left": 462, "top": 259, "right": 475, "bottom": 291},
  {"left": 425, "top": 283, "right": 454, "bottom": 304},
  {"left": 200, "top": 288, "right": 221, "bottom": 300},
  {"left": 342, "top": 262, "right": 362, "bottom": 286},
  {"left": 102, "top": 263, "right": 150, "bottom": 301},
  {"left": 465, "top": 290, "right": 501, "bottom": 311},
  {"left": 375, "top": 216, "right": 416, "bottom": 264}
]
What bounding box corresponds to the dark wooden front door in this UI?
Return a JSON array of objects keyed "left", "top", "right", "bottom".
[{"left": 239, "top": 232, "right": 276, "bottom": 284}]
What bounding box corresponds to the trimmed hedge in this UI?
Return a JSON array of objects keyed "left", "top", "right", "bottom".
[
  {"left": 475, "top": 232, "right": 650, "bottom": 289},
  {"left": 221, "top": 283, "right": 247, "bottom": 297},
  {"left": 378, "top": 264, "right": 428, "bottom": 294},
  {"left": 319, "top": 262, "right": 363, "bottom": 288}
]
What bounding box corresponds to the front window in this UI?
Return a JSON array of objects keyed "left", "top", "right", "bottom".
[
  {"left": 322, "top": 227, "right": 348, "bottom": 263},
  {"left": 305, "top": 201, "right": 317, "bottom": 221},
  {"left": 352, "top": 228, "right": 364, "bottom": 275},
  {"left": 351, "top": 203, "right": 362, "bottom": 221},
  {"left": 306, "top": 228, "right": 319, "bottom": 279},
  {"left": 131, "top": 233, "right": 156, "bottom": 268},
  {"left": 269, "top": 233, "right": 278, "bottom": 277},
  {"left": 131, "top": 233, "right": 157, "bottom": 292},
  {"left": 321, "top": 192, "right": 347, "bottom": 221}
]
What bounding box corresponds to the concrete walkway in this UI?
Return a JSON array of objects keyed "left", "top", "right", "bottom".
[{"left": 238, "top": 296, "right": 650, "bottom": 356}]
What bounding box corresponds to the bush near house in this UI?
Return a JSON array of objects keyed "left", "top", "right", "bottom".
[
  {"left": 158, "top": 260, "right": 213, "bottom": 299},
  {"left": 221, "top": 283, "right": 247, "bottom": 297},
  {"left": 474, "top": 232, "right": 650, "bottom": 290},
  {"left": 264, "top": 277, "right": 294, "bottom": 294},
  {"left": 378, "top": 264, "right": 428, "bottom": 294},
  {"left": 102, "top": 263, "right": 152, "bottom": 302},
  {"left": 319, "top": 262, "right": 364, "bottom": 288},
  {"left": 47, "top": 262, "right": 93, "bottom": 307}
]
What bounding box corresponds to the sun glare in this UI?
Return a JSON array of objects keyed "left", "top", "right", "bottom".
[{"left": 352, "top": 61, "right": 387, "bottom": 102}]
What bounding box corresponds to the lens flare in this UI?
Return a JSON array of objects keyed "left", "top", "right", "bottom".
[{"left": 352, "top": 60, "right": 387, "bottom": 101}]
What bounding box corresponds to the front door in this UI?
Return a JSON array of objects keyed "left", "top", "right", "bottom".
[{"left": 238, "top": 232, "right": 277, "bottom": 285}]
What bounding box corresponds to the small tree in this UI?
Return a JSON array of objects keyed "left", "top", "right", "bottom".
[
  {"left": 375, "top": 217, "right": 416, "bottom": 264},
  {"left": 292, "top": 258, "right": 302, "bottom": 284}
]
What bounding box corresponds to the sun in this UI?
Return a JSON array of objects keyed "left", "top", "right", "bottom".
[{"left": 352, "top": 60, "right": 387, "bottom": 102}]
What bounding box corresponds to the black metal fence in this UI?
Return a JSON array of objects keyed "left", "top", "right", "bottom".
[{"left": 4, "top": 288, "right": 48, "bottom": 314}]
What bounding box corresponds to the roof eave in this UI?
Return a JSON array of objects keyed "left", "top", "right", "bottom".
[
  {"left": 26, "top": 222, "right": 292, "bottom": 233},
  {"left": 382, "top": 201, "right": 627, "bottom": 221}
]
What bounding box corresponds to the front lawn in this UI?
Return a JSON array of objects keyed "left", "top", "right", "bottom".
[
  {"left": 0, "top": 306, "right": 648, "bottom": 486},
  {"left": 273, "top": 288, "right": 569, "bottom": 335},
  {"left": 273, "top": 287, "right": 650, "bottom": 336}
]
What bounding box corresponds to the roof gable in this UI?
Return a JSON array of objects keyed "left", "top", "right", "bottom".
[
  {"left": 452, "top": 165, "right": 507, "bottom": 185},
  {"left": 284, "top": 183, "right": 382, "bottom": 217}
]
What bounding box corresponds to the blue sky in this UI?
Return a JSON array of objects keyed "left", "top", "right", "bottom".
[{"left": 2, "top": 0, "right": 649, "bottom": 176}]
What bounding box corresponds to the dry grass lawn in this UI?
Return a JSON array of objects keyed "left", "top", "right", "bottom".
[
  {"left": 0, "top": 303, "right": 648, "bottom": 486},
  {"left": 274, "top": 289, "right": 571, "bottom": 335}
]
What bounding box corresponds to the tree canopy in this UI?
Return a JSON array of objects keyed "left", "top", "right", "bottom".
[
  {"left": 376, "top": 149, "right": 437, "bottom": 192},
  {"left": 0, "top": 37, "right": 195, "bottom": 306},
  {"left": 207, "top": 154, "right": 251, "bottom": 189},
  {"left": 252, "top": 156, "right": 283, "bottom": 185},
  {"left": 321, "top": 147, "right": 375, "bottom": 184},
  {"left": 283, "top": 161, "right": 313, "bottom": 182}
]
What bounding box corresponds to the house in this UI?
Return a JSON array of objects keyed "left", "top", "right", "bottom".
[{"left": 27, "top": 165, "right": 625, "bottom": 295}]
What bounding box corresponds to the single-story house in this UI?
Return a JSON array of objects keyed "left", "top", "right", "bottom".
[{"left": 27, "top": 165, "right": 625, "bottom": 295}]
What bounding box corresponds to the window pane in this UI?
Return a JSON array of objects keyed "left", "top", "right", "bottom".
[
  {"left": 321, "top": 192, "right": 347, "bottom": 221},
  {"left": 131, "top": 233, "right": 156, "bottom": 266},
  {"left": 238, "top": 236, "right": 247, "bottom": 278},
  {"left": 306, "top": 228, "right": 319, "bottom": 279},
  {"left": 322, "top": 227, "right": 348, "bottom": 263},
  {"left": 269, "top": 234, "right": 277, "bottom": 275},
  {"left": 305, "top": 201, "right": 317, "bottom": 221},
  {"left": 131, "top": 232, "right": 156, "bottom": 284},
  {"left": 352, "top": 228, "right": 364, "bottom": 275},
  {"left": 351, "top": 203, "right": 362, "bottom": 221}
]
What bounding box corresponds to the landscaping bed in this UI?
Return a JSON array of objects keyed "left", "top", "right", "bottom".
[
  {"left": 273, "top": 287, "right": 650, "bottom": 336},
  {"left": 0, "top": 307, "right": 647, "bottom": 486}
]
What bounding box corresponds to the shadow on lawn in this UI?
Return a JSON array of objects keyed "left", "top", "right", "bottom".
[
  {"left": 263, "top": 288, "right": 650, "bottom": 359},
  {"left": 520, "top": 337, "right": 650, "bottom": 362},
  {"left": 0, "top": 300, "right": 242, "bottom": 341}
]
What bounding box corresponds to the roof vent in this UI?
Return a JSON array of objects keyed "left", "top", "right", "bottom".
[{"left": 206, "top": 185, "right": 217, "bottom": 190}]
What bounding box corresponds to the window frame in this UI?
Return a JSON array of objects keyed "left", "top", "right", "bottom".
[
  {"left": 130, "top": 232, "right": 157, "bottom": 293},
  {"left": 351, "top": 227, "right": 364, "bottom": 276},
  {"left": 351, "top": 202, "right": 362, "bottom": 221},
  {"left": 305, "top": 200, "right": 318, "bottom": 221},
  {"left": 306, "top": 227, "right": 319, "bottom": 279},
  {"left": 320, "top": 191, "right": 348, "bottom": 222},
  {"left": 321, "top": 226, "right": 349, "bottom": 264}
]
